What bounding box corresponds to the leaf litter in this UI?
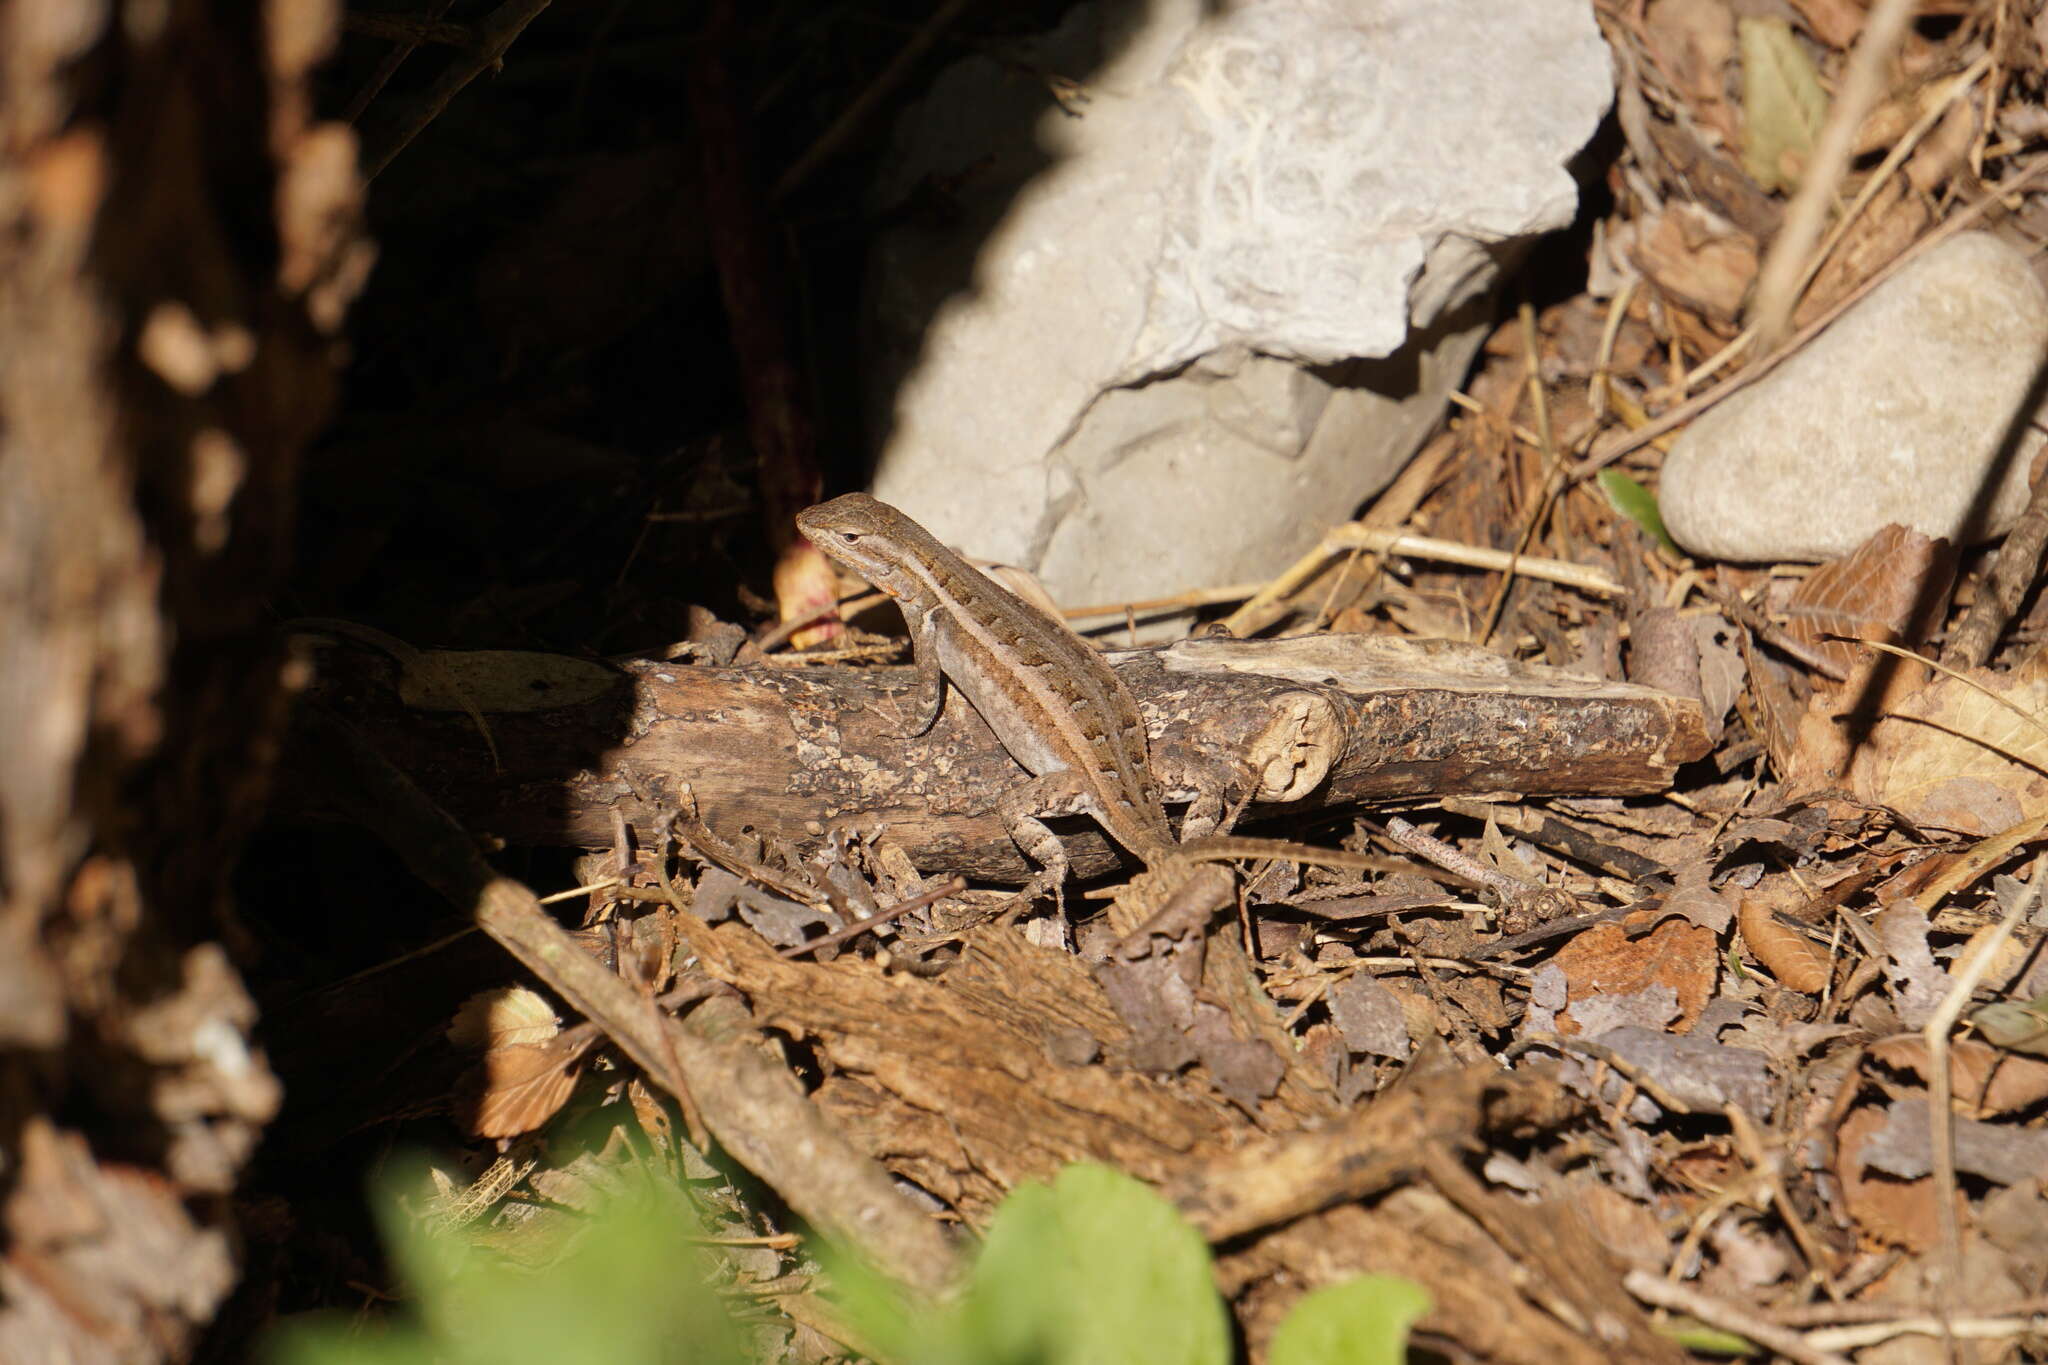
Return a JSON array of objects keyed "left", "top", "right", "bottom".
[{"left": 231, "top": 3, "right": 2048, "bottom": 1364}]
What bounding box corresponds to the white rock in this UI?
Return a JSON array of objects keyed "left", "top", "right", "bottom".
[
  {"left": 864, "top": 0, "right": 1612, "bottom": 614},
  {"left": 1660, "top": 232, "right": 2048, "bottom": 562}
]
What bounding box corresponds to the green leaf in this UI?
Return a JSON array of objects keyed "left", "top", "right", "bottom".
[
  {"left": 266, "top": 1160, "right": 746, "bottom": 1365},
  {"left": 1740, "top": 16, "right": 1828, "bottom": 192},
  {"left": 1597, "top": 469, "right": 1680, "bottom": 556},
  {"left": 1974, "top": 993, "right": 2048, "bottom": 1054},
  {"left": 267, "top": 1317, "right": 440, "bottom": 1365},
  {"left": 833, "top": 1163, "right": 1233, "bottom": 1365},
  {"left": 1658, "top": 1317, "right": 1764, "bottom": 1356},
  {"left": 958, "top": 1163, "right": 1231, "bottom": 1365},
  {"left": 1268, "top": 1276, "right": 1430, "bottom": 1365}
]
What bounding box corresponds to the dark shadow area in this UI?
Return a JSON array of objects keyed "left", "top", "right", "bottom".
[
  {"left": 221, "top": 0, "right": 1601, "bottom": 1350},
  {"left": 218, "top": 0, "right": 1162, "bottom": 1343}
]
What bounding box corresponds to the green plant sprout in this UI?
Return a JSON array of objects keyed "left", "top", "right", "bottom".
[{"left": 268, "top": 1160, "right": 1430, "bottom": 1365}]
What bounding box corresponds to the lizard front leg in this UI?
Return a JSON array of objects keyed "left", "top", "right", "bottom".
[{"left": 877, "top": 605, "right": 948, "bottom": 738}]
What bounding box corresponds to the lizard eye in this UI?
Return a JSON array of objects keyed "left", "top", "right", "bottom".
[{"left": 838, "top": 531, "right": 860, "bottom": 544}]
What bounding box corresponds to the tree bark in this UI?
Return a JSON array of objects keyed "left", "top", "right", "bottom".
[{"left": 289, "top": 634, "right": 1711, "bottom": 884}]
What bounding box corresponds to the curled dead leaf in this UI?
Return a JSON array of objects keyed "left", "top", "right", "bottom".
[
  {"left": 1736, "top": 897, "right": 1830, "bottom": 994},
  {"left": 464, "top": 1040, "right": 586, "bottom": 1138},
  {"left": 1780, "top": 524, "right": 1951, "bottom": 679}
]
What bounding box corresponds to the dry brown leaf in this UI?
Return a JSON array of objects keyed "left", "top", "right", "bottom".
[
  {"left": 1736, "top": 622, "right": 1809, "bottom": 776},
  {"left": 1780, "top": 524, "right": 1952, "bottom": 678},
  {"left": 465, "top": 1040, "right": 586, "bottom": 1139},
  {"left": 1873, "top": 901, "right": 1946, "bottom": 1029},
  {"left": 1849, "top": 649, "right": 2048, "bottom": 836},
  {"left": 1572, "top": 1182, "right": 1669, "bottom": 1270},
  {"left": 1662, "top": 861, "right": 1734, "bottom": 933},
  {"left": 1905, "top": 97, "right": 1979, "bottom": 195},
  {"left": 1553, "top": 917, "right": 1717, "bottom": 1034},
  {"left": 627, "top": 1076, "right": 676, "bottom": 1157},
  {"left": 1644, "top": 0, "right": 1739, "bottom": 143},
  {"left": 1835, "top": 1103, "right": 1949, "bottom": 1251},
  {"left": 1788, "top": 0, "right": 1868, "bottom": 49},
  {"left": 1873, "top": 853, "right": 1960, "bottom": 905},
  {"left": 780, "top": 538, "right": 847, "bottom": 650},
  {"left": 1629, "top": 204, "right": 1757, "bottom": 325},
  {"left": 448, "top": 985, "right": 560, "bottom": 1050},
  {"left": 1736, "top": 896, "right": 1830, "bottom": 994},
  {"left": 1870, "top": 1036, "right": 2048, "bottom": 1119},
  {"left": 1953, "top": 921, "right": 2033, "bottom": 998}
]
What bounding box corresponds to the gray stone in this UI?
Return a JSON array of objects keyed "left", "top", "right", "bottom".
[
  {"left": 1660, "top": 232, "right": 2048, "bottom": 562},
  {"left": 864, "top": 0, "right": 1612, "bottom": 616}
]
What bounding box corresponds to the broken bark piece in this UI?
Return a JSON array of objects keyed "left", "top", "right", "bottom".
[
  {"left": 674, "top": 914, "right": 1244, "bottom": 1219},
  {"left": 289, "top": 633, "right": 1710, "bottom": 883}
]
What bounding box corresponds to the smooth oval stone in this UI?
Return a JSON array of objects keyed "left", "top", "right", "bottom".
[{"left": 1659, "top": 232, "right": 2048, "bottom": 562}]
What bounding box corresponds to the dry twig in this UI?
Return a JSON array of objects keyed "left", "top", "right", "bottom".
[
  {"left": 1624, "top": 1271, "right": 1852, "bottom": 1365},
  {"left": 1922, "top": 852, "right": 2045, "bottom": 1318},
  {"left": 1747, "top": 0, "right": 1920, "bottom": 349}
]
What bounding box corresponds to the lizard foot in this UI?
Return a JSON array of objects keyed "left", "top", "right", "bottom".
[{"left": 997, "top": 871, "right": 1064, "bottom": 926}]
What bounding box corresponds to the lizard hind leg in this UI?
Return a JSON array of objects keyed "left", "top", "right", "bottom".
[{"left": 997, "top": 772, "right": 1102, "bottom": 917}]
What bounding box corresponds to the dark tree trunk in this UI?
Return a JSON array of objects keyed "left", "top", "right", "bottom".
[{"left": 0, "top": 0, "right": 364, "bottom": 1357}]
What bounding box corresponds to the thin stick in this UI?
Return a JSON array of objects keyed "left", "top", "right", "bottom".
[
  {"left": 1788, "top": 54, "right": 1993, "bottom": 318},
  {"left": 1914, "top": 803, "right": 2048, "bottom": 916},
  {"left": 1478, "top": 303, "right": 1571, "bottom": 646},
  {"left": 1230, "top": 527, "right": 1624, "bottom": 626},
  {"left": 1770, "top": 1296, "right": 2048, "bottom": 1327},
  {"left": 1945, "top": 418, "right": 2048, "bottom": 667},
  {"left": 291, "top": 709, "right": 962, "bottom": 1294},
  {"left": 1589, "top": 277, "right": 1639, "bottom": 424},
  {"left": 1448, "top": 388, "right": 1544, "bottom": 448},
  {"left": 1808, "top": 1316, "right": 2048, "bottom": 1353},
  {"left": 1922, "top": 852, "right": 2045, "bottom": 1320},
  {"left": 780, "top": 877, "right": 967, "bottom": 959},
  {"left": 1748, "top": 0, "right": 1920, "bottom": 352},
  {"left": 1623, "top": 1271, "right": 1853, "bottom": 1365},
  {"left": 1573, "top": 158, "right": 2048, "bottom": 481},
  {"left": 1061, "top": 581, "right": 1267, "bottom": 622},
  {"left": 343, "top": 0, "right": 460, "bottom": 124},
  {"left": 1378, "top": 816, "right": 1528, "bottom": 901},
  {"left": 758, "top": 589, "right": 888, "bottom": 652},
  {"left": 360, "top": 0, "right": 555, "bottom": 180},
  {"left": 1849, "top": 637, "right": 2048, "bottom": 752},
  {"left": 1684, "top": 53, "right": 1985, "bottom": 400},
  {"left": 1707, "top": 584, "right": 1850, "bottom": 681},
  {"left": 776, "top": 523, "right": 1620, "bottom": 653},
  {"left": 1221, "top": 437, "right": 1457, "bottom": 636}
]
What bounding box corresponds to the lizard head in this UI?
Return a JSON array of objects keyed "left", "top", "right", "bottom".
[{"left": 796, "top": 492, "right": 926, "bottom": 600}]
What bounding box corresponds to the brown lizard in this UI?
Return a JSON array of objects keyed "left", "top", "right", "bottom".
[{"left": 796, "top": 493, "right": 1387, "bottom": 903}]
